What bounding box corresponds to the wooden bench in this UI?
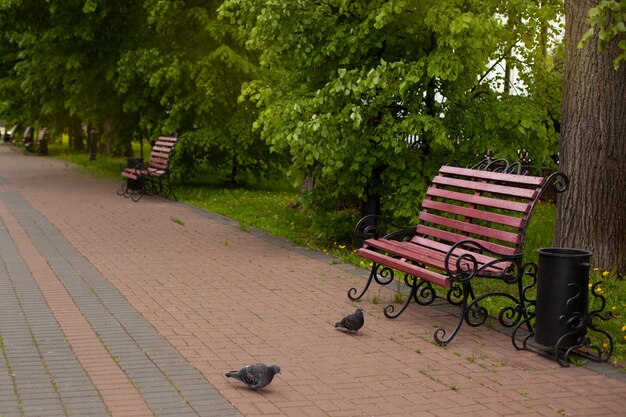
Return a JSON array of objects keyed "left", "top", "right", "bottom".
[
  {"left": 118, "top": 136, "right": 179, "bottom": 202},
  {"left": 3, "top": 124, "right": 18, "bottom": 143},
  {"left": 36, "top": 127, "right": 48, "bottom": 155},
  {"left": 20, "top": 126, "right": 33, "bottom": 148},
  {"left": 24, "top": 127, "right": 48, "bottom": 154},
  {"left": 349, "top": 158, "right": 568, "bottom": 345}
]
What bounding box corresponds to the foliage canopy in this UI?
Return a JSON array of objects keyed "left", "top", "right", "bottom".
[
  {"left": 220, "top": 0, "right": 563, "bottom": 222},
  {"left": 1, "top": 0, "right": 565, "bottom": 227}
]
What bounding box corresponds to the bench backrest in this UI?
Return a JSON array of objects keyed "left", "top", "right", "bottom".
[
  {"left": 414, "top": 164, "right": 546, "bottom": 256},
  {"left": 22, "top": 126, "right": 33, "bottom": 144},
  {"left": 37, "top": 127, "right": 47, "bottom": 143},
  {"left": 147, "top": 136, "right": 178, "bottom": 171}
]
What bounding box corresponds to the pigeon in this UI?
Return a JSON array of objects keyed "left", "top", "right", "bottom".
[
  {"left": 335, "top": 308, "right": 364, "bottom": 333},
  {"left": 225, "top": 363, "right": 281, "bottom": 390}
]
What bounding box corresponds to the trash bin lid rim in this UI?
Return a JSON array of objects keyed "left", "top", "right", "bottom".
[{"left": 537, "top": 247, "right": 592, "bottom": 258}]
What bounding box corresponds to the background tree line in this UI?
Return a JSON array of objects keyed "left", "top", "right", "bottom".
[{"left": 0, "top": 0, "right": 623, "bottom": 273}]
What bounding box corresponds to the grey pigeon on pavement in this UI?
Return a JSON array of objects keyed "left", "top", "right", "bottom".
[
  {"left": 225, "top": 363, "right": 281, "bottom": 390},
  {"left": 335, "top": 308, "right": 364, "bottom": 333}
]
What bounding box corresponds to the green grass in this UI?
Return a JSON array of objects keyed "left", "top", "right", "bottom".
[
  {"left": 46, "top": 142, "right": 125, "bottom": 180},
  {"left": 46, "top": 144, "right": 626, "bottom": 363},
  {"left": 178, "top": 186, "right": 314, "bottom": 244}
]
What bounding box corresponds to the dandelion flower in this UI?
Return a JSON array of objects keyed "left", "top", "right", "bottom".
[
  {"left": 594, "top": 267, "right": 600, "bottom": 271},
  {"left": 359, "top": 261, "right": 365, "bottom": 265},
  {"left": 588, "top": 283, "right": 593, "bottom": 289},
  {"left": 622, "top": 325, "right": 626, "bottom": 332},
  {"left": 602, "top": 271, "right": 610, "bottom": 277},
  {"left": 602, "top": 343, "right": 608, "bottom": 350},
  {"left": 338, "top": 245, "right": 346, "bottom": 249}
]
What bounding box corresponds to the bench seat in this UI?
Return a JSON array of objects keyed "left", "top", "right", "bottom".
[{"left": 358, "top": 236, "right": 511, "bottom": 289}]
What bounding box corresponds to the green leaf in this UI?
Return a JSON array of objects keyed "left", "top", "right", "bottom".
[{"left": 83, "top": 0, "right": 98, "bottom": 13}]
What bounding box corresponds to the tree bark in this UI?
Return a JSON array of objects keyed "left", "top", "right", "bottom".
[
  {"left": 555, "top": 0, "right": 626, "bottom": 274},
  {"left": 68, "top": 118, "right": 84, "bottom": 151}
]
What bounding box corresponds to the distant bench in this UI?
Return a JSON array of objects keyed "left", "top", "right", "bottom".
[
  {"left": 24, "top": 127, "right": 48, "bottom": 154},
  {"left": 118, "top": 136, "right": 179, "bottom": 202},
  {"left": 20, "top": 126, "right": 33, "bottom": 147},
  {"left": 349, "top": 158, "right": 568, "bottom": 345},
  {"left": 3, "top": 124, "right": 18, "bottom": 143}
]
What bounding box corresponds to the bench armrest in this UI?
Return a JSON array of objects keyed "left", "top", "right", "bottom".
[
  {"left": 354, "top": 214, "right": 416, "bottom": 245},
  {"left": 444, "top": 239, "right": 524, "bottom": 283}
]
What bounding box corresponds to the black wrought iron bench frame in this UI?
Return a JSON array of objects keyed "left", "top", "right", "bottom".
[
  {"left": 348, "top": 158, "right": 569, "bottom": 345},
  {"left": 118, "top": 136, "right": 179, "bottom": 202}
]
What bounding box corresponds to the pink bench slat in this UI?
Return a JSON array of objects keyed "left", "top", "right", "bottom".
[
  {"left": 439, "top": 165, "right": 545, "bottom": 186},
  {"left": 421, "top": 200, "right": 525, "bottom": 228},
  {"left": 415, "top": 224, "right": 517, "bottom": 255},
  {"left": 122, "top": 170, "right": 140, "bottom": 180},
  {"left": 427, "top": 187, "right": 530, "bottom": 213},
  {"left": 365, "top": 238, "right": 508, "bottom": 276},
  {"left": 358, "top": 247, "right": 452, "bottom": 288},
  {"left": 409, "top": 236, "right": 509, "bottom": 269},
  {"left": 432, "top": 175, "right": 538, "bottom": 199},
  {"left": 418, "top": 211, "right": 520, "bottom": 244}
]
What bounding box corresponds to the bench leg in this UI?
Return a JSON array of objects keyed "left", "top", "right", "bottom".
[
  {"left": 146, "top": 176, "right": 177, "bottom": 201},
  {"left": 384, "top": 275, "right": 436, "bottom": 319},
  {"left": 117, "top": 182, "right": 134, "bottom": 199},
  {"left": 130, "top": 188, "right": 145, "bottom": 202},
  {"left": 512, "top": 314, "right": 536, "bottom": 351},
  {"left": 144, "top": 176, "right": 158, "bottom": 195},
  {"left": 433, "top": 282, "right": 474, "bottom": 345},
  {"left": 161, "top": 179, "right": 177, "bottom": 201},
  {"left": 167, "top": 185, "right": 177, "bottom": 201},
  {"left": 511, "top": 261, "right": 540, "bottom": 350},
  {"left": 438, "top": 263, "right": 537, "bottom": 345},
  {"left": 348, "top": 263, "right": 394, "bottom": 301},
  {"left": 517, "top": 262, "right": 538, "bottom": 333},
  {"left": 117, "top": 178, "right": 146, "bottom": 202}
]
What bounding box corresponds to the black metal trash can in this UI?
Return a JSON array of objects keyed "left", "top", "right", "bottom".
[
  {"left": 88, "top": 129, "right": 98, "bottom": 161},
  {"left": 126, "top": 157, "right": 143, "bottom": 191},
  {"left": 534, "top": 248, "right": 592, "bottom": 348},
  {"left": 38, "top": 137, "right": 48, "bottom": 155}
]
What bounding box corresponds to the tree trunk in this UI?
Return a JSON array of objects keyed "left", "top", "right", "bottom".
[
  {"left": 503, "top": 15, "right": 515, "bottom": 96},
  {"left": 100, "top": 119, "right": 117, "bottom": 156},
  {"left": 68, "top": 118, "right": 84, "bottom": 151},
  {"left": 555, "top": 0, "right": 626, "bottom": 274},
  {"left": 230, "top": 154, "right": 238, "bottom": 184}
]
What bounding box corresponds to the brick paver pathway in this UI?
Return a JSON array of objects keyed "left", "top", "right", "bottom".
[{"left": 0, "top": 144, "right": 625, "bottom": 417}]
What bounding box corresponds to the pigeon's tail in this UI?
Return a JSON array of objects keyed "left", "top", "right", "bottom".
[
  {"left": 225, "top": 371, "right": 241, "bottom": 380},
  {"left": 334, "top": 321, "right": 344, "bottom": 328}
]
